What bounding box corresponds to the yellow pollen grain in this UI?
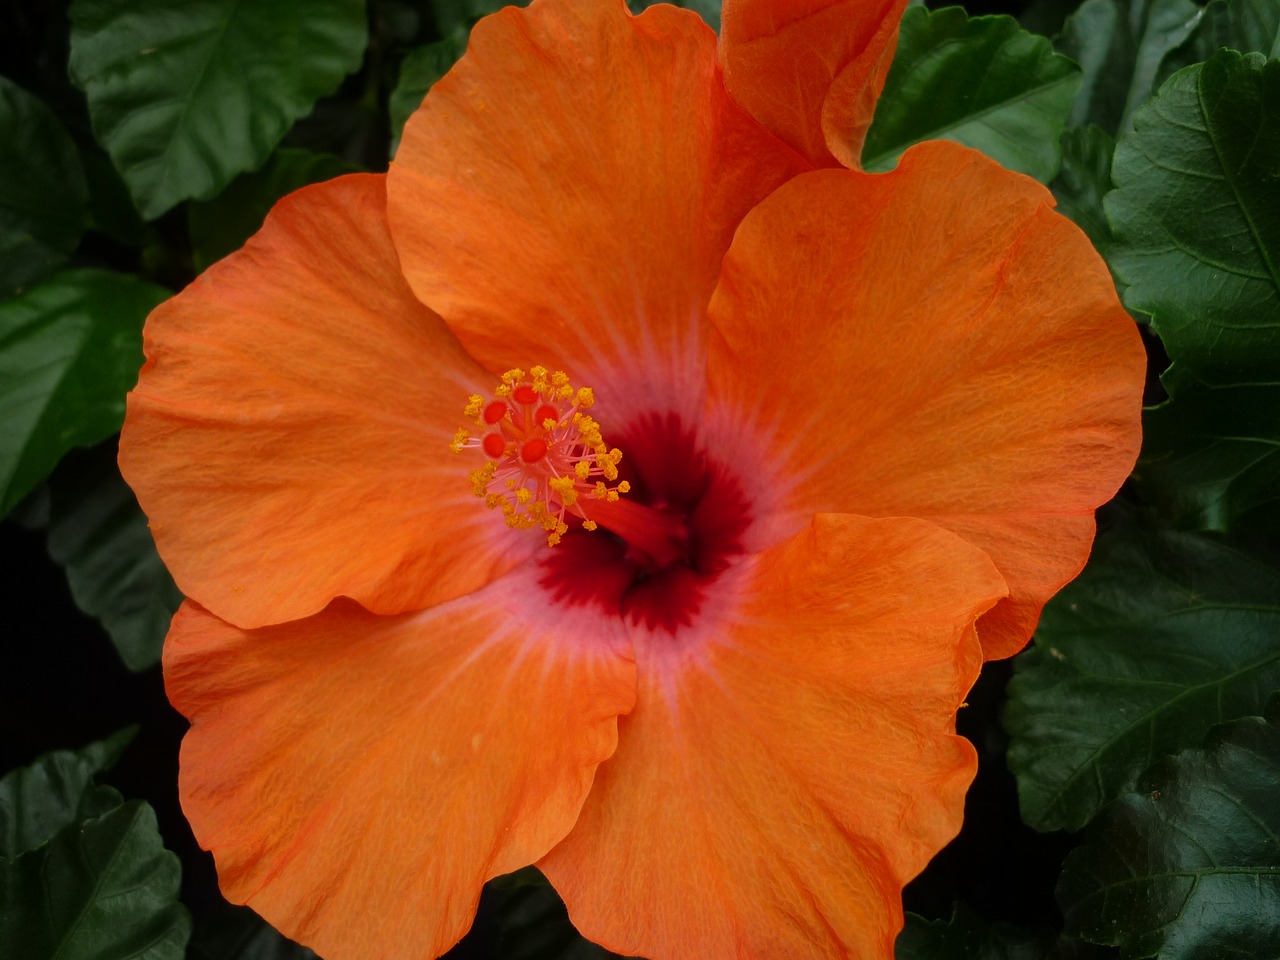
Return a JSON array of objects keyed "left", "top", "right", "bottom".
[{"left": 456, "top": 366, "right": 631, "bottom": 549}]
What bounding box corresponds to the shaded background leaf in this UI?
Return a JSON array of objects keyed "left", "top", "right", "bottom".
[
  {"left": 0, "top": 728, "right": 133, "bottom": 859},
  {"left": 896, "top": 904, "right": 1050, "bottom": 959},
  {"left": 0, "top": 800, "right": 190, "bottom": 960},
  {"left": 864, "top": 5, "right": 1081, "bottom": 180},
  {"left": 1107, "top": 51, "right": 1280, "bottom": 531},
  {"left": 1051, "top": 125, "right": 1116, "bottom": 251},
  {"left": 1006, "top": 510, "right": 1280, "bottom": 832},
  {"left": 1058, "top": 704, "right": 1280, "bottom": 958},
  {"left": 389, "top": 30, "right": 469, "bottom": 156},
  {"left": 68, "top": 0, "right": 368, "bottom": 219},
  {"left": 1058, "top": 0, "right": 1203, "bottom": 135},
  {"left": 187, "top": 148, "right": 361, "bottom": 272},
  {"left": 0, "top": 269, "right": 168, "bottom": 517},
  {"left": 46, "top": 443, "right": 181, "bottom": 672},
  {"left": 0, "top": 77, "right": 88, "bottom": 301},
  {"left": 1159, "top": 0, "right": 1280, "bottom": 80}
]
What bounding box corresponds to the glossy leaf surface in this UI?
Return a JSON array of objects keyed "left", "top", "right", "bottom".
[
  {"left": 0, "top": 729, "right": 133, "bottom": 858},
  {"left": 1108, "top": 52, "right": 1280, "bottom": 531},
  {"left": 0, "top": 270, "right": 169, "bottom": 517},
  {"left": 864, "top": 6, "right": 1080, "bottom": 181},
  {"left": 1006, "top": 514, "right": 1280, "bottom": 832},
  {"left": 1059, "top": 705, "right": 1280, "bottom": 957},
  {"left": 68, "top": 0, "right": 367, "bottom": 219},
  {"left": 0, "top": 801, "right": 190, "bottom": 960}
]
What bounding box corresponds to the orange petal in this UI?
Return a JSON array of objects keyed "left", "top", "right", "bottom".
[
  {"left": 705, "top": 143, "right": 1145, "bottom": 659},
  {"left": 540, "top": 513, "right": 1004, "bottom": 958},
  {"left": 120, "top": 174, "right": 530, "bottom": 629},
  {"left": 166, "top": 592, "right": 636, "bottom": 960},
  {"left": 720, "top": 0, "right": 909, "bottom": 168},
  {"left": 387, "top": 0, "right": 807, "bottom": 409}
]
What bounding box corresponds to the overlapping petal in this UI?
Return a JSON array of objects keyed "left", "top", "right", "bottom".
[
  {"left": 720, "top": 0, "right": 908, "bottom": 168},
  {"left": 165, "top": 589, "right": 635, "bottom": 960},
  {"left": 539, "top": 513, "right": 1005, "bottom": 958},
  {"left": 705, "top": 143, "right": 1145, "bottom": 659},
  {"left": 387, "top": 0, "right": 808, "bottom": 418},
  {"left": 120, "top": 174, "right": 528, "bottom": 629}
]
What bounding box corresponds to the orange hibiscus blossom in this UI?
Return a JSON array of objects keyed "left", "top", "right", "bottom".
[{"left": 119, "top": 0, "right": 1144, "bottom": 957}]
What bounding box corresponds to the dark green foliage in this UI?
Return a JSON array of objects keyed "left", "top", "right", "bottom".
[
  {"left": 1058, "top": 704, "right": 1280, "bottom": 958},
  {"left": 0, "top": 270, "right": 168, "bottom": 517},
  {"left": 1006, "top": 513, "right": 1280, "bottom": 832},
  {"left": 68, "top": 0, "right": 368, "bottom": 219},
  {"left": 864, "top": 6, "right": 1080, "bottom": 180},
  {"left": 1058, "top": 0, "right": 1204, "bottom": 135},
  {"left": 1107, "top": 52, "right": 1280, "bottom": 531},
  {"left": 46, "top": 444, "right": 181, "bottom": 671},
  {"left": 0, "top": 78, "right": 88, "bottom": 300},
  {"left": 896, "top": 905, "right": 1050, "bottom": 959}
]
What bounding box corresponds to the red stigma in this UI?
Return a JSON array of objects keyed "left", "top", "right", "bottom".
[
  {"left": 483, "top": 401, "right": 508, "bottom": 424},
  {"left": 521, "top": 438, "right": 548, "bottom": 463},
  {"left": 513, "top": 384, "right": 538, "bottom": 405},
  {"left": 482, "top": 433, "right": 506, "bottom": 458}
]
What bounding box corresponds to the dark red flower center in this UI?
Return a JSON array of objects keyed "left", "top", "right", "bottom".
[{"left": 537, "top": 412, "right": 751, "bottom": 634}]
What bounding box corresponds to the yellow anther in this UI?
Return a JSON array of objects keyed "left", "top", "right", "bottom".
[
  {"left": 617, "top": 481, "right": 631, "bottom": 494},
  {"left": 456, "top": 366, "right": 628, "bottom": 548}
]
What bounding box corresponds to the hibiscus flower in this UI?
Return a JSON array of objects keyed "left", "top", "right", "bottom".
[{"left": 118, "top": 0, "right": 1144, "bottom": 957}]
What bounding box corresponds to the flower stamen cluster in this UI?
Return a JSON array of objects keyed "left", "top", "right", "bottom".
[{"left": 451, "top": 366, "right": 629, "bottom": 545}]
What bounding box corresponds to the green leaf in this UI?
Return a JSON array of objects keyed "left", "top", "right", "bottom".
[
  {"left": 0, "top": 77, "right": 88, "bottom": 300},
  {"left": 0, "top": 801, "right": 190, "bottom": 960},
  {"left": 631, "top": 0, "right": 721, "bottom": 31},
  {"left": 68, "top": 0, "right": 368, "bottom": 220},
  {"left": 896, "top": 905, "right": 1049, "bottom": 959},
  {"left": 1058, "top": 0, "right": 1204, "bottom": 136},
  {"left": 388, "top": 32, "right": 468, "bottom": 156},
  {"left": 188, "top": 903, "right": 317, "bottom": 960},
  {"left": 1005, "top": 512, "right": 1280, "bottom": 833},
  {"left": 1058, "top": 704, "right": 1280, "bottom": 957},
  {"left": 862, "top": 6, "right": 1081, "bottom": 182},
  {"left": 1159, "top": 0, "right": 1280, "bottom": 81},
  {"left": 1051, "top": 125, "right": 1116, "bottom": 251},
  {"left": 0, "top": 269, "right": 169, "bottom": 518},
  {"left": 1106, "top": 51, "right": 1280, "bottom": 531},
  {"left": 45, "top": 444, "right": 181, "bottom": 671},
  {"left": 188, "top": 148, "right": 360, "bottom": 272},
  {"left": 0, "top": 729, "right": 134, "bottom": 859}
]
